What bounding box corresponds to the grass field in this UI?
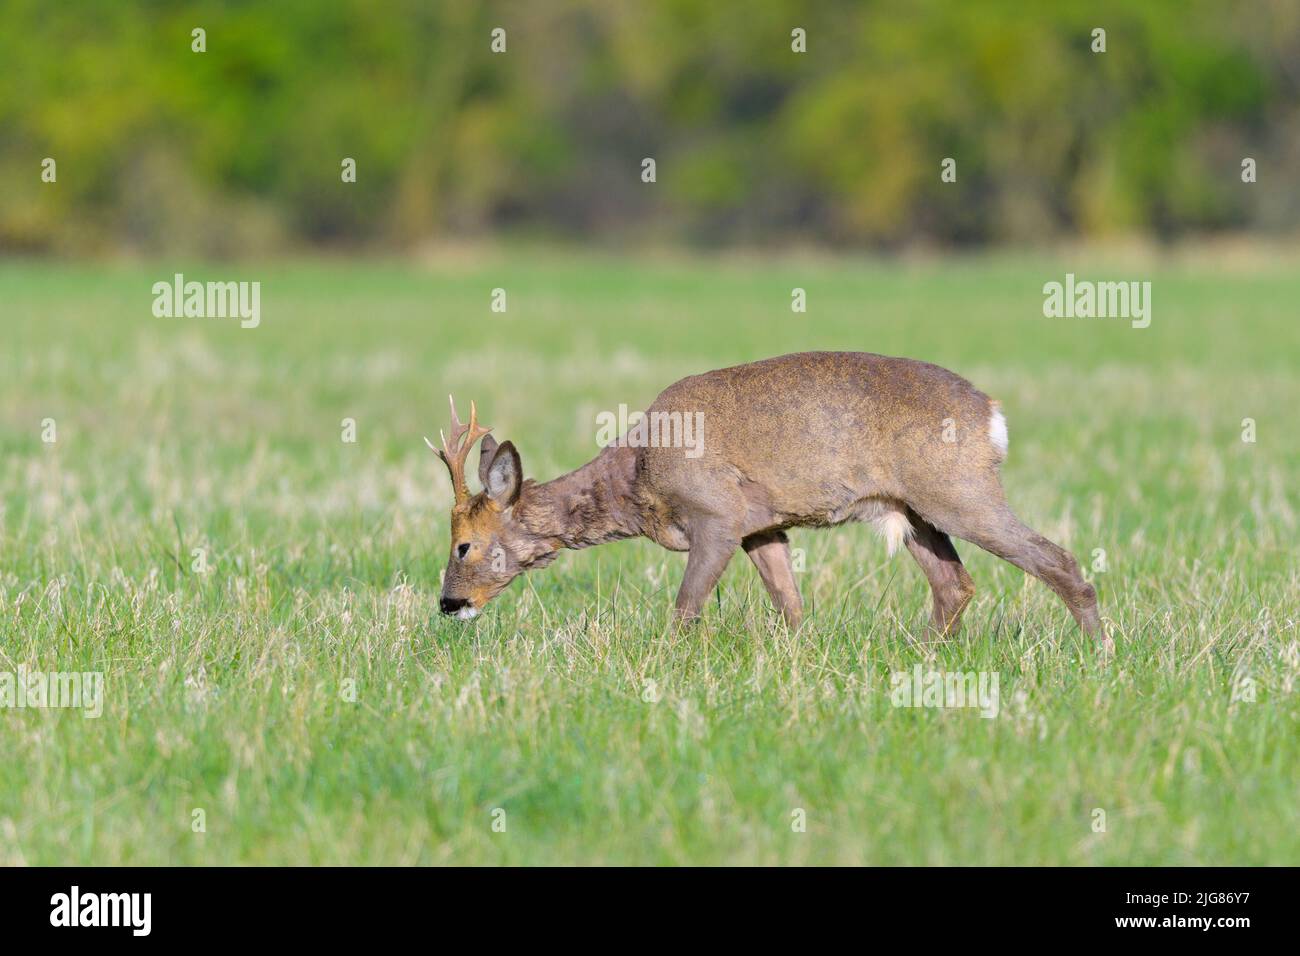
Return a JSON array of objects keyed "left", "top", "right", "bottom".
[{"left": 1, "top": 248, "right": 1297, "bottom": 865}]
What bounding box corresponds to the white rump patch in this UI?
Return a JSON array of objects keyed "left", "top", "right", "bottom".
[
  {"left": 874, "top": 511, "right": 914, "bottom": 557},
  {"left": 988, "top": 404, "right": 1009, "bottom": 458}
]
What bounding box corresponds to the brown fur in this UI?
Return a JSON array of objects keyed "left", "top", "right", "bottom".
[{"left": 435, "top": 351, "right": 1107, "bottom": 649}]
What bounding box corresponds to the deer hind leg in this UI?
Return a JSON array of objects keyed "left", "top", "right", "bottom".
[
  {"left": 931, "top": 497, "right": 1106, "bottom": 648},
  {"left": 902, "top": 512, "right": 976, "bottom": 639},
  {"left": 742, "top": 530, "right": 803, "bottom": 629}
]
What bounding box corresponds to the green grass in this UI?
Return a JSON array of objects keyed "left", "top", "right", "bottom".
[{"left": 1, "top": 247, "right": 1297, "bottom": 865}]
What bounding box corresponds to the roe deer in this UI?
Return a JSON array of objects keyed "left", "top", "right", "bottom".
[{"left": 430, "top": 352, "right": 1108, "bottom": 650}]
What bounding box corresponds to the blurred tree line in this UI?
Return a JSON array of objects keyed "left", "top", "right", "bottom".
[{"left": 2, "top": 0, "right": 1296, "bottom": 256}]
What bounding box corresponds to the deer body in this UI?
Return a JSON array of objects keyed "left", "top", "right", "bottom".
[{"left": 434, "top": 352, "right": 1106, "bottom": 648}]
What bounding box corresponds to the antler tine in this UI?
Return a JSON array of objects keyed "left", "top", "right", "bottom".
[
  {"left": 429, "top": 395, "right": 492, "bottom": 503},
  {"left": 446, "top": 394, "right": 466, "bottom": 441},
  {"left": 465, "top": 400, "right": 491, "bottom": 445}
]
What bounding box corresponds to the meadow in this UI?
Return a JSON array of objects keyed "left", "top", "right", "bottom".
[{"left": 0, "top": 247, "right": 1296, "bottom": 865}]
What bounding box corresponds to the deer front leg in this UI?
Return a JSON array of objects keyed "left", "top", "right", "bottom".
[
  {"left": 742, "top": 530, "right": 803, "bottom": 629},
  {"left": 674, "top": 524, "right": 740, "bottom": 626}
]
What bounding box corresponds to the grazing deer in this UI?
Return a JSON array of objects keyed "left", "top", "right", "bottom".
[{"left": 430, "top": 352, "right": 1108, "bottom": 650}]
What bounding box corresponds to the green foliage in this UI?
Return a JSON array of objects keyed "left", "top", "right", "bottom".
[{"left": 2, "top": 0, "right": 1294, "bottom": 253}]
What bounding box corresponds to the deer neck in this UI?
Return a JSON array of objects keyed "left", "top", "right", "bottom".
[{"left": 515, "top": 444, "right": 643, "bottom": 552}]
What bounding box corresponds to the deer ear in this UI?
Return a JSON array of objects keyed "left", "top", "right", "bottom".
[
  {"left": 477, "top": 434, "right": 500, "bottom": 487},
  {"left": 484, "top": 440, "right": 521, "bottom": 506}
]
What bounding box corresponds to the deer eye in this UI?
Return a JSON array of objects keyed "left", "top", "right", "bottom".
[{"left": 457, "top": 542, "right": 471, "bottom": 559}]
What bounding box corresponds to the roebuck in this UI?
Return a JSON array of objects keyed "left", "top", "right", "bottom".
[{"left": 430, "top": 352, "right": 1108, "bottom": 649}]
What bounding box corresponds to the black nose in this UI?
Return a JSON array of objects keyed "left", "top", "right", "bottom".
[{"left": 440, "top": 597, "right": 468, "bottom": 615}]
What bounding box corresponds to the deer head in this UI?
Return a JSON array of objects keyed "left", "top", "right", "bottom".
[{"left": 427, "top": 396, "right": 536, "bottom": 619}]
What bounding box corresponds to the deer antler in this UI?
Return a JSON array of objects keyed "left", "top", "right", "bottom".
[{"left": 425, "top": 395, "right": 492, "bottom": 504}]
